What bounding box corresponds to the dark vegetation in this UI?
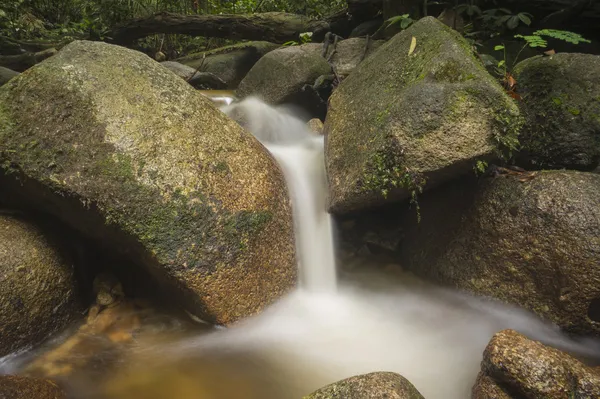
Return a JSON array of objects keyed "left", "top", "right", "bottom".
[{"left": 1, "top": 0, "right": 598, "bottom": 62}]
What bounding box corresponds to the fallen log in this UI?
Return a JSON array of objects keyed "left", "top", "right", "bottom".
[
  {"left": 0, "top": 48, "right": 57, "bottom": 72},
  {"left": 108, "top": 12, "right": 331, "bottom": 45}
]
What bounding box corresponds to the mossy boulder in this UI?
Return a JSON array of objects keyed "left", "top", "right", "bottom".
[
  {"left": 513, "top": 53, "right": 600, "bottom": 170},
  {"left": 0, "top": 66, "right": 19, "bottom": 87},
  {"left": 0, "top": 215, "right": 80, "bottom": 357},
  {"left": 176, "top": 41, "right": 280, "bottom": 89},
  {"left": 0, "top": 376, "right": 66, "bottom": 399},
  {"left": 236, "top": 43, "right": 332, "bottom": 117},
  {"left": 324, "top": 16, "right": 522, "bottom": 214},
  {"left": 0, "top": 41, "right": 296, "bottom": 325},
  {"left": 326, "top": 38, "right": 383, "bottom": 78},
  {"left": 401, "top": 171, "right": 600, "bottom": 335},
  {"left": 473, "top": 330, "right": 600, "bottom": 398},
  {"left": 304, "top": 372, "right": 425, "bottom": 399}
]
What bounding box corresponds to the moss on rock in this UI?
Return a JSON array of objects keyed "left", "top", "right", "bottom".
[
  {"left": 0, "top": 41, "right": 296, "bottom": 325},
  {"left": 401, "top": 171, "right": 600, "bottom": 335},
  {"left": 0, "top": 215, "right": 80, "bottom": 357},
  {"left": 236, "top": 43, "right": 332, "bottom": 112},
  {"left": 473, "top": 330, "right": 600, "bottom": 398},
  {"left": 324, "top": 17, "right": 522, "bottom": 214},
  {"left": 513, "top": 53, "right": 600, "bottom": 170},
  {"left": 304, "top": 372, "right": 425, "bottom": 399}
]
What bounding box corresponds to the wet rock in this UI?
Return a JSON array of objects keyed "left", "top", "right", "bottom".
[
  {"left": 0, "top": 215, "right": 80, "bottom": 357},
  {"left": 0, "top": 40, "right": 296, "bottom": 325},
  {"left": 513, "top": 53, "right": 600, "bottom": 170},
  {"left": 176, "top": 41, "right": 279, "bottom": 89},
  {"left": 473, "top": 330, "right": 600, "bottom": 398},
  {"left": 236, "top": 43, "right": 332, "bottom": 118},
  {"left": 307, "top": 118, "right": 324, "bottom": 135},
  {"left": 0, "top": 375, "right": 65, "bottom": 399},
  {"left": 0, "top": 66, "right": 19, "bottom": 86},
  {"left": 325, "top": 17, "right": 521, "bottom": 214},
  {"left": 325, "top": 38, "right": 384, "bottom": 78},
  {"left": 304, "top": 372, "right": 425, "bottom": 399},
  {"left": 160, "top": 61, "right": 227, "bottom": 90},
  {"left": 401, "top": 171, "right": 600, "bottom": 335},
  {"left": 472, "top": 372, "right": 512, "bottom": 399}
]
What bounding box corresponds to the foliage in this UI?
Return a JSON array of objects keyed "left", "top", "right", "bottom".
[
  {"left": 474, "top": 160, "right": 488, "bottom": 176},
  {"left": 516, "top": 30, "right": 592, "bottom": 48},
  {"left": 386, "top": 14, "right": 415, "bottom": 30},
  {"left": 493, "top": 30, "right": 591, "bottom": 79},
  {"left": 282, "top": 31, "right": 312, "bottom": 47},
  {"left": 481, "top": 8, "right": 532, "bottom": 30}
]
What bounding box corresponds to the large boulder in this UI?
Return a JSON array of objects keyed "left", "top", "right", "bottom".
[
  {"left": 304, "top": 372, "right": 425, "bottom": 399},
  {"left": 0, "top": 66, "right": 19, "bottom": 87},
  {"left": 324, "top": 17, "right": 522, "bottom": 214},
  {"left": 176, "top": 41, "right": 280, "bottom": 89},
  {"left": 472, "top": 330, "right": 600, "bottom": 398},
  {"left": 326, "top": 38, "right": 383, "bottom": 78},
  {"left": 513, "top": 53, "right": 600, "bottom": 170},
  {"left": 236, "top": 43, "right": 332, "bottom": 117},
  {"left": 0, "top": 376, "right": 66, "bottom": 399},
  {"left": 0, "top": 215, "right": 80, "bottom": 357},
  {"left": 0, "top": 41, "right": 296, "bottom": 325},
  {"left": 401, "top": 171, "right": 600, "bottom": 335},
  {"left": 159, "top": 61, "right": 226, "bottom": 90}
]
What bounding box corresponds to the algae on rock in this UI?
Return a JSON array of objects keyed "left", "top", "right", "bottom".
[
  {"left": 473, "top": 330, "right": 600, "bottom": 399},
  {"left": 0, "top": 215, "right": 80, "bottom": 357},
  {"left": 305, "top": 372, "right": 425, "bottom": 399},
  {"left": 513, "top": 53, "right": 600, "bottom": 170},
  {"left": 0, "top": 40, "right": 296, "bottom": 325},
  {"left": 324, "top": 16, "right": 522, "bottom": 214},
  {"left": 400, "top": 171, "right": 600, "bottom": 335}
]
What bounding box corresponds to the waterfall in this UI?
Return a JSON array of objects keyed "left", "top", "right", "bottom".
[
  {"left": 222, "top": 98, "right": 337, "bottom": 292},
  {"left": 4, "top": 97, "right": 600, "bottom": 399}
]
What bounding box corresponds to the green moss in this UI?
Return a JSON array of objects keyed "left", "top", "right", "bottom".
[
  {"left": 552, "top": 97, "right": 562, "bottom": 106},
  {"left": 491, "top": 105, "right": 523, "bottom": 159},
  {"left": 568, "top": 108, "right": 581, "bottom": 116},
  {"left": 0, "top": 66, "right": 271, "bottom": 275},
  {"left": 361, "top": 146, "right": 427, "bottom": 221}
]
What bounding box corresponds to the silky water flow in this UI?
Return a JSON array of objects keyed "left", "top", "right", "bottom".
[{"left": 2, "top": 97, "right": 599, "bottom": 399}]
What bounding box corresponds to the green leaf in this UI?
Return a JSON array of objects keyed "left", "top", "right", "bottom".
[
  {"left": 494, "top": 45, "right": 505, "bottom": 51},
  {"left": 498, "top": 60, "right": 506, "bottom": 67},
  {"left": 518, "top": 13, "right": 532, "bottom": 26},
  {"left": 534, "top": 29, "right": 591, "bottom": 45},
  {"left": 507, "top": 15, "right": 520, "bottom": 30}
]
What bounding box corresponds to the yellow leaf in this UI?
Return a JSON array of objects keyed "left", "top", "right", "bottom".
[{"left": 408, "top": 36, "right": 417, "bottom": 56}]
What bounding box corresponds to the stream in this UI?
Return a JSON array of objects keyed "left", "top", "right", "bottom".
[{"left": 2, "top": 96, "right": 600, "bottom": 399}]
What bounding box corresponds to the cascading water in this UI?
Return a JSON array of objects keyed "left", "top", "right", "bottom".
[
  {"left": 4, "top": 97, "right": 600, "bottom": 399},
  {"left": 222, "top": 98, "right": 337, "bottom": 292}
]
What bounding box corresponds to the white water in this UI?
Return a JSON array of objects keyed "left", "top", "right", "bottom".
[
  {"left": 218, "top": 98, "right": 600, "bottom": 398},
  {"left": 223, "top": 98, "right": 337, "bottom": 292},
  {"left": 4, "top": 97, "right": 600, "bottom": 399}
]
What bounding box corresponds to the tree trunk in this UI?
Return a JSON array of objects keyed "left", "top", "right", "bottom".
[{"left": 108, "top": 12, "right": 331, "bottom": 45}]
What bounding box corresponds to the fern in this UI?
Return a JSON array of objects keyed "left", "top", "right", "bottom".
[
  {"left": 514, "top": 34, "right": 547, "bottom": 48},
  {"left": 534, "top": 29, "right": 591, "bottom": 45},
  {"left": 516, "top": 30, "right": 591, "bottom": 49}
]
